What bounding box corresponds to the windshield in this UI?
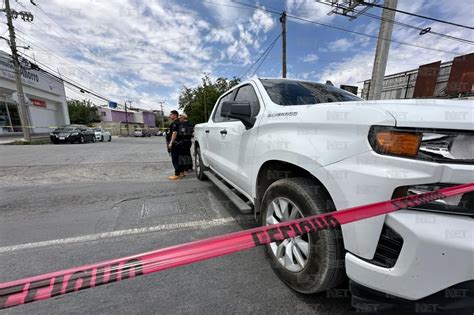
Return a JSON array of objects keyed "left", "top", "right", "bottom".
[
  {"left": 94, "top": 128, "right": 102, "bottom": 131},
  {"left": 260, "top": 79, "right": 362, "bottom": 105}
]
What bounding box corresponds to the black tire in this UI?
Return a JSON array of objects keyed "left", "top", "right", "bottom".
[
  {"left": 101, "top": 136, "right": 104, "bottom": 142},
  {"left": 194, "top": 146, "right": 208, "bottom": 180},
  {"left": 79, "top": 135, "right": 85, "bottom": 144},
  {"left": 261, "top": 177, "right": 346, "bottom": 294},
  {"left": 91, "top": 136, "right": 96, "bottom": 143},
  {"left": 108, "top": 136, "right": 112, "bottom": 142}
]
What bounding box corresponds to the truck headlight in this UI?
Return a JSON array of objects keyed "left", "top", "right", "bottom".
[
  {"left": 369, "top": 126, "right": 422, "bottom": 158},
  {"left": 369, "top": 126, "right": 473, "bottom": 163}
]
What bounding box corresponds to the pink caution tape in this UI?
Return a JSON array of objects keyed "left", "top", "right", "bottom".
[{"left": 1, "top": 183, "right": 473, "bottom": 309}]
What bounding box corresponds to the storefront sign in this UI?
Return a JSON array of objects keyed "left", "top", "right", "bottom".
[
  {"left": 0, "top": 52, "right": 63, "bottom": 96},
  {"left": 31, "top": 99, "right": 46, "bottom": 108}
]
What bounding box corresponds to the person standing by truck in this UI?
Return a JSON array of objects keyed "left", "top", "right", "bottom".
[
  {"left": 179, "top": 114, "right": 194, "bottom": 173},
  {"left": 167, "top": 110, "right": 183, "bottom": 180}
]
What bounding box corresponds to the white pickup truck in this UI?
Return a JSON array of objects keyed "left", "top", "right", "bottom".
[{"left": 193, "top": 78, "right": 473, "bottom": 311}]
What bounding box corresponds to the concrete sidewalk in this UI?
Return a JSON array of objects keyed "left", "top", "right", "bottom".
[
  {"left": 0, "top": 136, "right": 23, "bottom": 145},
  {"left": 0, "top": 134, "right": 50, "bottom": 145}
]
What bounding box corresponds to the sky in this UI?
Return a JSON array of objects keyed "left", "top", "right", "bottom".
[{"left": 1, "top": 0, "right": 473, "bottom": 113}]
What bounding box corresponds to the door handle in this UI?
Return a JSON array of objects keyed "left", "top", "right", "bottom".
[
  {"left": 220, "top": 130, "right": 227, "bottom": 135},
  {"left": 205, "top": 130, "right": 210, "bottom": 133}
]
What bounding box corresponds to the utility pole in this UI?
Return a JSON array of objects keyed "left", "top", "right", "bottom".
[
  {"left": 280, "top": 11, "right": 287, "bottom": 78},
  {"left": 124, "top": 100, "right": 131, "bottom": 136},
  {"left": 367, "top": 0, "right": 397, "bottom": 100},
  {"left": 158, "top": 101, "right": 165, "bottom": 128},
  {"left": 203, "top": 92, "right": 208, "bottom": 121},
  {"left": 2, "top": 0, "right": 34, "bottom": 141}
]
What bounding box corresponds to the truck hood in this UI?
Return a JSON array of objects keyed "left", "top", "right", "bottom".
[{"left": 358, "top": 99, "right": 473, "bottom": 130}]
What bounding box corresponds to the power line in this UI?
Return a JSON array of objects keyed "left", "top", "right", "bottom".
[
  {"left": 316, "top": 1, "right": 474, "bottom": 45},
  {"left": 14, "top": 0, "right": 88, "bottom": 53},
  {"left": 18, "top": 52, "right": 111, "bottom": 102},
  {"left": 229, "top": 1, "right": 464, "bottom": 56},
  {"left": 361, "top": 1, "right": 474, "bottom": 30},
  {"left": 97, "top": 15, "right": 273, "bottom": 54},
  {"left": 15, "top": 30, "right": 96, "bottom": 78},
  {"left": 239, "top": 32, "right": 281, "bottom": 79},
  {"left": 251, "top": 33, "right": 280, "bottom": 77}
]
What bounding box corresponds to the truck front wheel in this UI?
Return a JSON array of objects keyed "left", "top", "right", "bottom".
[
  {"left": 194, "top": 147, "right": 208, "bottom": 180},
  {"left": 261, "top": 177, "right": 345, "bottom": 294}
]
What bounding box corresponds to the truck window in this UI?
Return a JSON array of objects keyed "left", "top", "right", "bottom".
[
  {"left": 212, "top": 92, "right": 235, "bottom": 123},
  {"left": 234, "top": 85, "right": 260, "bottom": 117},
  {"left": 260, "top": 79, "right": 361, "bottom": 105}
]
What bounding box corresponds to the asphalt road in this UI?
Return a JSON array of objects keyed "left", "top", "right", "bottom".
[{"left": 0, "top": 137, "right": 353, "bottom": 314}]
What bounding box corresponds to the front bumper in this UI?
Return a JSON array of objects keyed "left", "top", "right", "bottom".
[
  {"left": 350, "top": 279, "right": 474, "bottom": 312},
  {"left": 50, "top": 134, "right": 79, "bottom": 142},
  {"left": 346, "top": 209, "right": 473, "bottom": 300},
  {"left": 319, "top": 150, "right": 473, "bottom": 300}
]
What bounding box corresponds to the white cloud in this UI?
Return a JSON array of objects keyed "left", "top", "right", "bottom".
[
  {"left": 328, "top": 38, "right": 354, "bottom": 52},
  {"left": 0, "top": 0, "right": 276, "bottom": 111},
  {"left": 311, "top": 0, "right": 473, "bottom": 89},
  {"left": 301, "top": 53, "right": 319, "bottom": 62},
  {"left": 286, "top": 0, "right": 335, "bottom": 22}
]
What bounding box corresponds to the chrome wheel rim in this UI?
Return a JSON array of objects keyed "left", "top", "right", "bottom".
[{"left": 266, "top": 197, "right": 309, "bottom": 272}]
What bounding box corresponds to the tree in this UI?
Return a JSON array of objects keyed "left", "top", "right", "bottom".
[
  {"left": 178, "top": 75, "right": 240, "bottom": 124},
  {"left": 67, "top": 99, "right": 100, "bottom": 125}
]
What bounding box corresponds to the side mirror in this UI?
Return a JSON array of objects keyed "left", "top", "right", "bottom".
[{"left": 221, "top": 101, "right": 256, "bottom": 129}]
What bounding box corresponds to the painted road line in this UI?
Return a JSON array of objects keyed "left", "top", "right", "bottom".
[{"left": 0, "top": 217, "right": 239, "bottom": 254}]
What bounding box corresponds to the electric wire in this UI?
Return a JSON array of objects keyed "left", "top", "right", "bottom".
[
  {"left": 250, "top": 33, "right": 280, "bottom": 77},
  {"left": 238, "top": 31, "right": 281, "bottom": 79},
  {"left": 229, "top": 1, "right": 464, "bottom": 56},
  {"left": 315, "top": 1, "right": 474, "bottom": 45},
  {"left": 361, "top": 1, "right": 474, "bottom": 30},
  {"left": 18, "top": 52, "right": 111, "bottom": 102}
]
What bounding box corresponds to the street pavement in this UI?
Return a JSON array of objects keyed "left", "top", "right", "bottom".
[{"left": 0, "top": 137, "right": 353, "bottom": 314}]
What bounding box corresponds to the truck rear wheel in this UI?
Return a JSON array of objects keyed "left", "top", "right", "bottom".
[{"left": 261, "top": 177, "right": 345, "bottom": 294}]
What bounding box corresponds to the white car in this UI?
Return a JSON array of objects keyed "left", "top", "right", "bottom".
[
  {"left": 193, "top": 78, "right": 473, "bottom": 312},
  {"left": 94, "top": 127, "right": 112, "bottom": 142},
  {"left": 134, "top": 128, "right": 151, "bottom": 137}
]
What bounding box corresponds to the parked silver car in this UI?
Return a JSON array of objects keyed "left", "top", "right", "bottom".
[{"left": 94, "top": 127, "right": 112, "bottom": 142}]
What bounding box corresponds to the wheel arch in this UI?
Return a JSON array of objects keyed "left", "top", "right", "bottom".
[{"left": 254, "top": 160, "right": 335, "bottom": 223}]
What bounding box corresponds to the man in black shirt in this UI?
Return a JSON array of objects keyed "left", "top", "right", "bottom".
[
  {"left": 167, "top": 110, "right": 184, "bottom": 180},
  {"left": 179, "top": 114, "right": 194, "bottom": 173}
]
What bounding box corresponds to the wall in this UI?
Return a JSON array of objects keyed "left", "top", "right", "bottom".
[
  {"left": 143, "top": 112, "right": 155, "bottom": 127},
  {"left": 98, "top": 107, "right": 113, "bottom": 122},
  {"left": 0, "top": 52, "right": 69, "bottom": 134},
  {"left": 110, "top": 110, "right": 134, "bottom": 123}
]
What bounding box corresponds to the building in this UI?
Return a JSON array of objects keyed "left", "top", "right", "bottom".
[
  {"left": 97, "top": 107, "right": 156, "bottom": 135},
  {"left": 0, "top": 51, "right": 69, "bottom": 136},
  {"left": 361, "top": 52, "right": 474, "bottom": 100}
]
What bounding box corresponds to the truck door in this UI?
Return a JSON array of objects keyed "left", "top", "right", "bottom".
[
  {"left": 211, "top": 84, "right": 262, "bottom": 194},
  {"left": 204, "top": 91, "right": 235, "bottom": 167}
]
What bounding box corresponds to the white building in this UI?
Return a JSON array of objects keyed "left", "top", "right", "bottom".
[{"left": 0, "top": 51, "right": 69, "bottom": 135}]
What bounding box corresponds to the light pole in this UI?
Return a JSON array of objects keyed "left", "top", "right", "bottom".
[
  {"left": 158, "top": 101, "right": 165, "bottom": 128},
  {"left": 125, "top": 100, "right": 131, "bottom": 136}
]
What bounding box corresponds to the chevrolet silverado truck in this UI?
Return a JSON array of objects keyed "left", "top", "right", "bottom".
[{"left": 193, "top": 78, "right": 473, "bottom": 311}]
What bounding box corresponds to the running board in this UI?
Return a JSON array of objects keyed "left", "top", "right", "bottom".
[{"left": 204, "top": 171, "right": 252, "bottom": 214}]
